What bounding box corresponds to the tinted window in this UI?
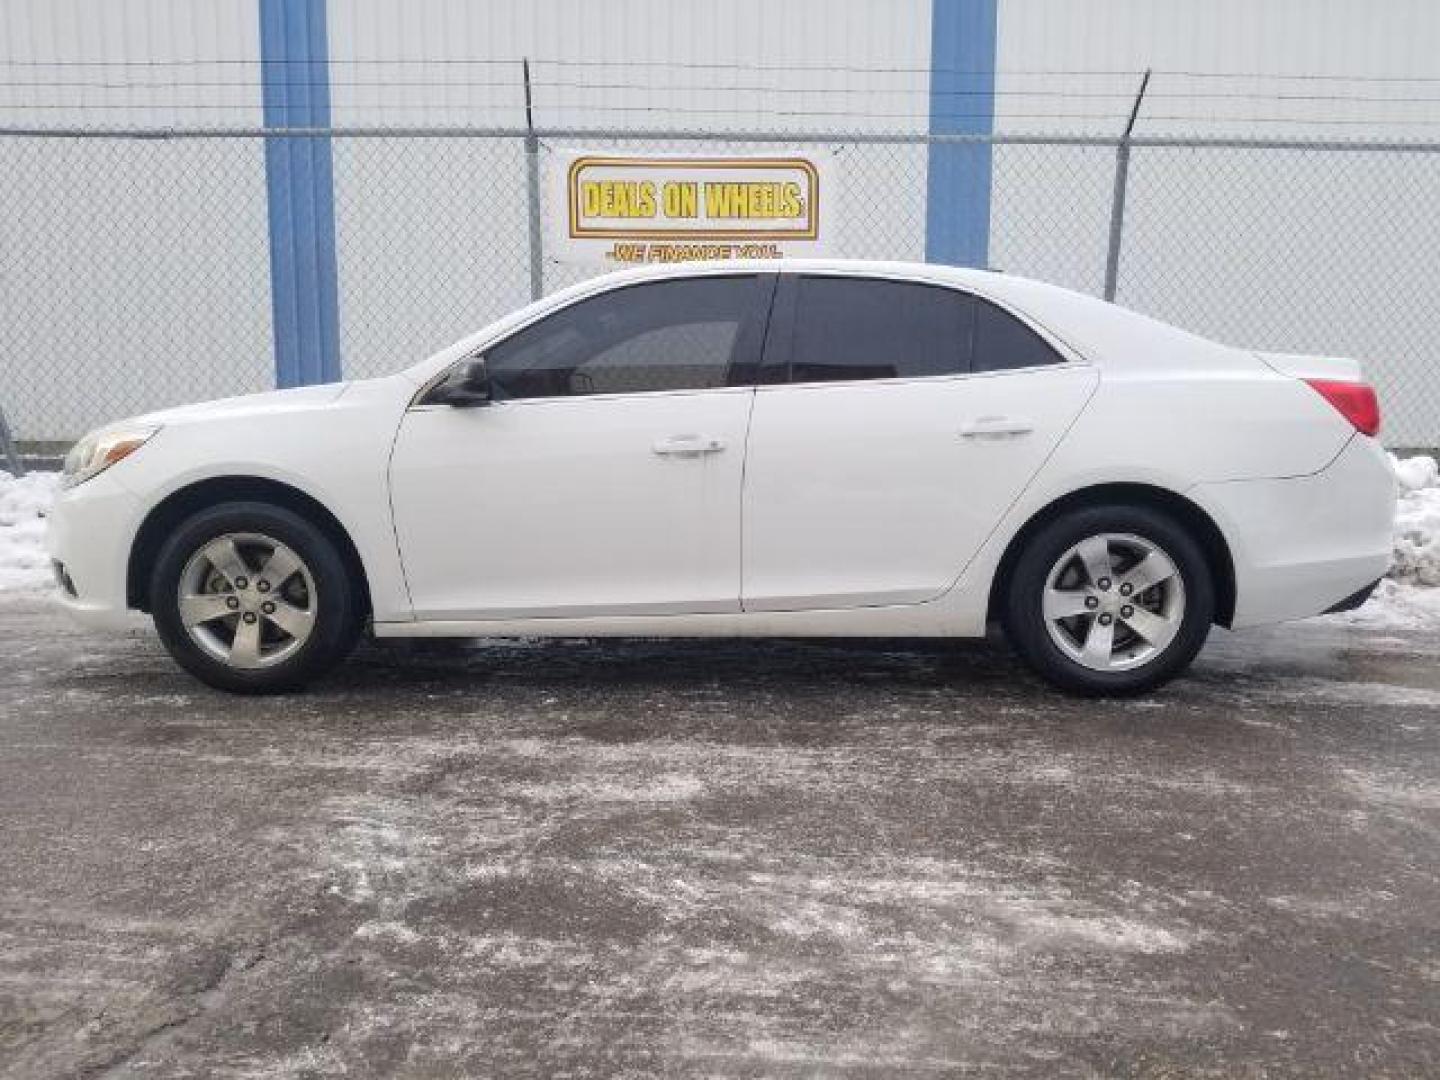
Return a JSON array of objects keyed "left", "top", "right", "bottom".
[
  {"left": 972, "top": 298, "right": 1063, "bottom": 371},
  {"left": 788, "top": 276, "right": 970, "bottom": 383},
  {"left": 487, "top": 276, "right": 762, "bottom": 400}
]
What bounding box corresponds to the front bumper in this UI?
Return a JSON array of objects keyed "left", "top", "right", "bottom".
[
  {"left": 45, "top": 470, "right": 145, "bottom": 631},
  {"left": 1191, "top": 435, "right": 1397, "bottom": 628}
]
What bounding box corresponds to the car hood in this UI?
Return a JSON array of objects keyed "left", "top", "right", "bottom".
[{"left": 121, "top": 382, "right": 351, "bottom": 430}]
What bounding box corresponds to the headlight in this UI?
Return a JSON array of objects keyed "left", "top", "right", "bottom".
[{"left": 61, "top": 424, "right": 160, "bottom": 489}]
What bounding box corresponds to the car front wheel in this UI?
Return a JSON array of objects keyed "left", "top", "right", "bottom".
[
  {"left": 150, "top": 501, "right": 362, "bottom": 693},
  {"left": 1002, "top": 504, "right": 1215, "bottom": 695}
]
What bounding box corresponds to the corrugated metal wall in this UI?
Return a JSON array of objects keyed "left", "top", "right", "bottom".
[
  {"left": 0, "top": 0, "right": 272, "bottom": 440},
  {"left": 1, "top": 0, "right": 262, "bottom": 126},
  {"left": 990, "top": 0, "right": 1440, "bottom": 448},
  {"left": 325, "top": 0, "right": 931, "bottom": 131},
  {"left": 997, "top": 0, "right": 1440, "bottom": 137}
]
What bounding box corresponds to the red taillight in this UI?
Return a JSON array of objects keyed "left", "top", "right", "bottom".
[{"left": 1304, "top": 378, "right": 1381, "bottom": 437}]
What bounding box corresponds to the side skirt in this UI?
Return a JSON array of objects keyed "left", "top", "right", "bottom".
[{"left": 371, "top": 601, "right": 981, "bottom": 640}]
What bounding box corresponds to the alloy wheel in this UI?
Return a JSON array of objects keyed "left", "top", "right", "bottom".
[
  {"left": 177, "top": 532, "right": 317, "bottom": 670},
  {"left": 1042, "top": 532, "right": 1186, "bottom": 672}
]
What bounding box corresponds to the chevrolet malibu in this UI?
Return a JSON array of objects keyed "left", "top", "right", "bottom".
[{"left": 47, "top": 260, "right": 1396, "bottom": 695}]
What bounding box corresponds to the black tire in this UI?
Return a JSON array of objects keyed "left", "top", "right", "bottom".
[
  {"left": 150, "top": 501, "right": 363, "bottom": 693},
  {"left": 1002, "top": 504, "right": 1215, "bottom": 696}
]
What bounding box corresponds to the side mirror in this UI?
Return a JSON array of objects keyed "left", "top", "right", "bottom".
[{"left": 430, "top": 359, "right": 492, "bottom": 408}]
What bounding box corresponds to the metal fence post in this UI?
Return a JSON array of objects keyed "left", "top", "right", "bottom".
[
  {"left": 522, "top": 59, "right": 544, "bottom": 302},
  {"left": 0, "top": 405, "right": 24, "bottom": 477},
  {"left": 1102, "top": 69, "right": 1151, "bottom": 302}
]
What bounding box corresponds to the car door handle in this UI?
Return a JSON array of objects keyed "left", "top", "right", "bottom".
[
  {"left": 652, "top": 434, "right": 726, "bottom": 457},
  {"left": 959, "top": 415, "right": 1035, "bottom": 438}
]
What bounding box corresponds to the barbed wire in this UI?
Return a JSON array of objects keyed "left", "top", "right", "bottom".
[
  {"left": 5, "top": 60, "right": 1440, "bottom": 132},
  {"left": 3, "top": 57, "right": 1440, "bottom": 83},
  {"left": 8, "top": 76, "right": 1440, "bottom": 106},
  {"left": 6, "top": 103, "right": 1440, "bottom": 129}
]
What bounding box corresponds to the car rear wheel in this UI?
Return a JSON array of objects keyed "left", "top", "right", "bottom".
[
  {"left": 1002, "top": 505, "right": 1214, "bottom": 695},
  {"left": 150, "top": 502, "right": 362, "bottom": 693}
]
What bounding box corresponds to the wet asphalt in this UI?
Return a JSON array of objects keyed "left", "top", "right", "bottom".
[{"left": 0, "top": 593, "right": 1438, "bottom": 1078}]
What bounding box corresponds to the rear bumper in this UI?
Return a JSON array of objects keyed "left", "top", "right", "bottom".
[
  {"left": 1323, "top": 576, "right": 1385, "bottom": 614},
  {"left": 1191, "top": 435, "right": 1396, "bottom": 628},
  {"left": 45, "top": 471, "right": 144, "bottom": 631}
]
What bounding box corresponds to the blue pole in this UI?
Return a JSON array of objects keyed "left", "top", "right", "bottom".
[
  {"left": 925, "top": 0, "right": 998, "bottom": 268},
  {"left": 259, "top": 0, "right": 341, "bottom": 387}
]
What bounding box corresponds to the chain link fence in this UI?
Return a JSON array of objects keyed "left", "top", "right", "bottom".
[{"left": 1, "top": 126, "right": 1437, "bottom": 449}]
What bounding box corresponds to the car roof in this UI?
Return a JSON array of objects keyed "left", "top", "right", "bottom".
[{"left": 570, "top": 257, "right": 1003, "bottom": 292}]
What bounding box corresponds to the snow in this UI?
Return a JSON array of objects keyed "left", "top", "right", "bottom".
[
  {"left": 1, "top": 455, "right": 1438, "bottom": 614},
  {"left": 1329, "top": 454, "right": 1440, "bottom": 628},
  {"left": 1389, "top": 454, "right": 1440, "bottom": 587},
  {"left": 1394, "top": 453, "right": 1439, "bottom": 493},
  {"left": 0, "top": 470, "right": 61, "bottom": 592}
]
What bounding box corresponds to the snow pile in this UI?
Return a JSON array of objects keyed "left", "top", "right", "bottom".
[
  {"left": 0, "top": 470, "right": 61, "bottom": 591},
  {"left": 1390, "top": 453, "right": 1440, "bottom": 587}
]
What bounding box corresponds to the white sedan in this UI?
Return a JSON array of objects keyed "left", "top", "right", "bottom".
[{"left": 47, "top": 260, "right": 1395, "bottom": 695}]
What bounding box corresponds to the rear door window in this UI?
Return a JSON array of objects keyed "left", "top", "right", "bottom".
[{"left": 785, "top": 276, "right": 973, "bottom": 383}]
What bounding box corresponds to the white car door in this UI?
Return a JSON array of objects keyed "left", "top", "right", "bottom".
[
  {"left": 389, "top": 274, "right": 774, "bottom": 621},
  {"left": 742, "top": 273, "right": 1098, "bottom": 611}
]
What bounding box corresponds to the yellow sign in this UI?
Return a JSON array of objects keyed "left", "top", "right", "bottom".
[{"left": 551, "top": 151, "right": 835, "bottom": 265}]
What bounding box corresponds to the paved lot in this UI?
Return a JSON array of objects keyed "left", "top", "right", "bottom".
[{"left": 1, "top": 594, "right": 1438, "bottom": 1078}]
